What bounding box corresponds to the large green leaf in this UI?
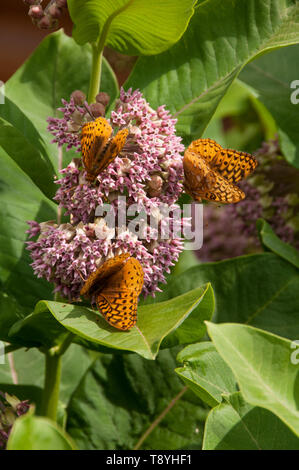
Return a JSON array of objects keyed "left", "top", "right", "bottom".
[
  {"left": 154, "top": 253, "right": 299, "bottom": 339},
  {"left": 68, "top": 0, "right": 196, "bottom": 55},
  {"left": 0, "top": 30, "right": 118, "bottom": 197},
  {"left": 126, "top": 0, "right": 299, "bottom": 143},
  {"left": 206, "top": 322, "right": 299, "bottom": 437},
  {"left": 0, "top": 344, "right": 93, "bottom": 413},
  {"left": 240, "top": 44, "right": 299, "bottom": 167},
  {"left": 0, "top": 150, "right": 56, "bottom": 313},
  {"left": 67, "top": 349, "right": 207, "bottom": 450},
  {"left": 257, "top": 219, "right": 299, "bottom": 269},
  {"left": 175, "top": 342, "right": 238, "bottom": 407},
  {"left": 203, "top": 392, "right": 299, "bottom": 450},
  {"left": 0, "top": 117, "right": 56, "bottom": 200},
  {"left": 7, "top": 410, "right": 76, "bottom": 450},
  {"left": 10, "top": 284, "right": 213, "bottom": 360}
]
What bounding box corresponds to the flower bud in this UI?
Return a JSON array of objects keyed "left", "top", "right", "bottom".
[
  {"left": 71, "top": 90, "right": 86, "bottom": 106},
  {"left": 147, "top": 174, "right": 163, "bottom": 197},
  {"left": 37, "top": 14, "right": 57, "bottom": 29},
  {"left": 90, "top": 102, "right": 105, "bottom": 118},
  {"left": 95, "top": 92, "right": 110, "bottom": 107},
  {"left": 48, "top": 4, "right": 62, "bottom": 19},
  {"left": 28, "top": 4, "right": 44, "bottom": 19}
]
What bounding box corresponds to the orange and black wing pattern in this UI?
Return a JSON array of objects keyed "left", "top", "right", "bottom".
[
  {"left": 183, "top": 139, "right": 258, "bottom": 203},
  {"left": 81, "top": 117, "right": 128, "bottom": 182},
  {"left": 80, "top": 254, "right": 144, "bottom": 331}
]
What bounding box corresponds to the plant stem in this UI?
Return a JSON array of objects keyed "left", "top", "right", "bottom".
[
  {"left": 41, "top": 333, "right": 74, "bottom": 422},
  {"left": 133, "top": 387, "right": 188, "bottom": 450},
  {"left": 41, "top": 350, "right": 62, "bottom": 422},
  {"left": 88, "top": 42, "right": 104, "bottom": 104},
  {"left": 87, "top": 1, "right": 130, "bottom": 103}
]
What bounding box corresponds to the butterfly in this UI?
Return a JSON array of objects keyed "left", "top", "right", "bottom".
[
  {"left": 81, "top": 117, "right": 129, "bottom": 182},
  {"left": 183, "top": 138, "right": 258, "bottom": 203},
  {"left": 80, "top": 253, "right": 144, "bottom": 331}
]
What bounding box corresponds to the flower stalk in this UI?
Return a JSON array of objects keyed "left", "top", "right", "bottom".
[
  {"left": 41, "top": 350, "right": 62, "bottom": 422},
  {"left": 88, "top": 42, "right": 104, "bottom": 104},
  {"left": 41, "top": 333, "right": 73, "bottom": 422}
]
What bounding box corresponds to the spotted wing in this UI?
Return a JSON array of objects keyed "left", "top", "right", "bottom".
[
  {"left": 98, "top": 128, "right": 129, "bottom": 172},
  {"left": 81, "top": 117, "right": 112, "bottom": 181},
  {"left": 192, "top": 169, "right": 246, "bottom": 203},
  {"left": 80, "top": 253, "right": 130, "bottom": 297},
  {"left": 209, "top": 148, "right": 258, "bottom": 183},
  {"left": 96, "top": 257, "right": 144, "bottom": 331},
  {"left": 183, "top": 149, "right": 211, "bottom": 199},
  {"left": 96, "top": 288, "right": 138, "bottom": 331},
  {"left": 186, "top": 138, "right": 258, "bottom": 184},
  {"left": 187, "top": 139, "right": 222, "bottom": 163},
  {"left": 184, "top": 149, "right": 245, "bottom": 203}
]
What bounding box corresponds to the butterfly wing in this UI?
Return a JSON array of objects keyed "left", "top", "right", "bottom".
[
  {"left": 81, "top": 117, "right": 112, "bottom": 181},
  {"left": 96, "top": 257, "right": 144, "bottom": 331},
  {"left": 80, "top": 253, "right": 130, "bottom": 297},
  {"left": 192, "top": 170, "right": 246, "bottom": 203},
  {"left": 96, "top": 288, "right": 138, "bottom": 330},
  {"left": 188, "top": 138, "right": 258, "bottom": 184},
  {"left": 97, "top": 128, "right": 129, "bottom": 172},
  {"left": 184, "top": 149, "right": 245, "bottom": 203},
  {"left": 188, "top": 139, "right": 222, "bottom": 163},
  {"left": 209, "top": 148, "right": 258, "bottom": 184},
  {"left": 183, "top": 149, "right": 211, "bottom": 198}
]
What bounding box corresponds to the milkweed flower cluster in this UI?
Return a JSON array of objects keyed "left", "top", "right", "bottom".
[
  {"left": 27, "top": 88, "right": 189, "bottom": 299},
  {"left": 0, "top": 392, "right": 30, "bottom": 449},
  {"left": 24, "top": 0, "right": 67, "bottom": 30},
  {"left": 197, "top": 139, "right": 299, "bottom": 261}
]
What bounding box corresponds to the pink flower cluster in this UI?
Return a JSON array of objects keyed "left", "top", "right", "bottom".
[
  {"left": 27, "top": 88, "right": 188, "bottom": 299},
  {"left": 54, "top": 88, "right": 185, "bottom": 223}
]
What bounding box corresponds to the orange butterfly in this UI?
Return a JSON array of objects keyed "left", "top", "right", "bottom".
[
  {"left": 81, "top": 117, "right": 129, "bottom": 182},
  {"left": 183, "top": 138, "right": 258, "bottom": 203},
  {"left": 80, "top": 253, "right": 144, "bottom": 331}
]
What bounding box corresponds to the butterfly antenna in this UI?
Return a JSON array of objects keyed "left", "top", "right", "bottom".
[{"left": 75, "top": 267, "right": 86, "bottom": 282}]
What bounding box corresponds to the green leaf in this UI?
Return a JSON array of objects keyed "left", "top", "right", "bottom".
[
  {"left": 0, "top": 292, "right": 25, "bottom": 343},
  {"left": 68, "top": 0, "right": 196, "bottom": 55},
  {"left": 67, "top": 349, "right": 207, "bottom": 450},
  {"left": 0, "top": 150, "right": 56, "bottom": 313},
  {"left": 7, "top": 411, "right": 76, "bottom": 450},
  {"left": 206, "top": 322, "right": 299, "bottom": 437},
  {"left": 203, "top": 392, "right": 299, "bottom": 450},
  {"left": 239, "top": 44, "right": 299, "bottom": 167},
  {"left": 0, "top": 30, "right": 118, "bottom": 196},
  {"left": 175, "top": 342, "right": 238, "bottom": 407},
  {"left": 155, "top": 253, "right": 299, "bottom": 340},
  {"left": 0, "top": 116, "right": 56, "bottom": 200},
  {"left": 8, "top": 307, "right": 70, "bottom": 350},
  {"left": 126, "top": 0, "right": 299, "bottom": 143},
  {"left": 17, "top": 284, "right": 213, "bottom": 360},
  {"left": 161, "top": 283, "right": 214, "bottom": 349},
  {"left": 257, "top": 219, "right": 299, "bottom": 269},
  {"left": 0, "top": 345, "right": 93, "bottom": 412}
]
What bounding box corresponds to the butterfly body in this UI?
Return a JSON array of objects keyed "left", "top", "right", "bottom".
[
  {"left": 81, "top": 117, "right": 129, "bottom": 182},
  {"left": 80, "top": 253, "right": 144, "bottom": 331},
  {"left": 183, "top": 138, "right": 258, "bottom": 203}
]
